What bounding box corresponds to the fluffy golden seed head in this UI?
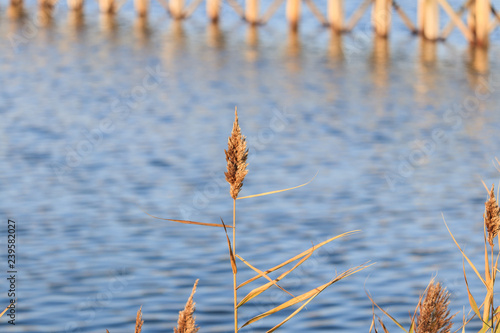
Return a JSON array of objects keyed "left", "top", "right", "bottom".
[
  {"left": 485, "top": 185, "right": 500, "bottom": 247},
  {"left": 416, "top": 281, "right": 453, "bottom": 333},
  {"left": 224, "top": 107, "right": 248, "bottom": 200},
  {"left": 174, "top": 280, "right": 200, "bottom": 333}
]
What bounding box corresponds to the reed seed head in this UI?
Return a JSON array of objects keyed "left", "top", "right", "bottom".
[
  {"left": 174, "top": 279, "right": 200, "bottom": 333},
  {"left": 135, "top": 307, "right": 144, "bottom": 333},
  {"left": 485, "top": 184, "right": 500, "bottom": 247},
  {"left": 224, "top": 107, "right": 248, "bottom": 200},
  {"left": 416, "top": 281, "right": 453, "bottom": 333}
]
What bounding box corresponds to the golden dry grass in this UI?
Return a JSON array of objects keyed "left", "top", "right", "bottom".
[
  {"left": 485, "top": 184, "right": 500, "bottom": 247},
  {"left": 174, "top": 280, "right": 200, "bottom": 333},
  {"left": 224, "top": 107, "right": 248, "bottom": 200},
  {"left": 416, "top": 280, "right": 453, "bottom": 333}
]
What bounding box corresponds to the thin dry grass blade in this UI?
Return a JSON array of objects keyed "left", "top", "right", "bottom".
[
  {"left": 370, "top": 305, "right": 377, "bottom": 333},
  {"left": 0, "top": 303, "right": 14, "bottom": 318},
  {"left": 135, "top": 306, "right": 144, "bottom": 333},
  {"left": 463, "top": 260, "right": 482, "bottom": 323},
  {"left": 242, "top": 263, "right": 371, "bottom": 328},
  {"left": 237, "top": 171, "right": 318, "bottom": 200},
  {"left": 367, "top": 290, "right": 409, "bottom": 333},
  {"left": 141, "top": 208, "right": 232, "bottom": 228},
  {"left": 236, "top": 246, "right": 314, "bottom": 307},
  {"left": 221, "top": 218, "right": 237, "bottom": 275},
  {"left": 267, "top": 284, "right": 326, "bottom": 333},
  {"left": 443, "top": 214, "right": 487, "bottom": 286},
  {"left": 378, "top": 318, "right": 390, "bottom": 333},
  {"left": 236, "top": 254, "right": 294, "bottom": 299},
  {"left": 238, "top": 230, "right": 359, "bottom": 289}
]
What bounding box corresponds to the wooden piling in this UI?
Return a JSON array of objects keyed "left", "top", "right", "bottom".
[
  {"left": 207, "top": 0, "right": 220, "bottom": 23},
  {"left": 422, "top": 0, "right": 439, "bottom": 41},
  {"left": 246, "top": 0, "right": 259, "bottom": 25},
  {"left": 372, "top": 0, "right": 391, "bottom": 37},
  {"left": 98, "top": 0, "right": 115, "bottom": 14},
  {"left": 67, "top": 0, "right": 84, "bottom": 11},
  {"left": 471, "top": 44, "right": 488, "bottom": 72},
  {"left": 169, "top": 0, "right": 184, "bottom": 19},
  {"left": 328, "top": 0, "right": 343, "bottom": 32},
  {"left": 328, "top": 32, "right": 343, "bottom": 60},
  {"left": 419, "top": 38, "right": 437, "bottom": 64},
  {"left": 38, "top": 0, "right": 57, "bottom": 24},
  {"left": 8, "top": 0, "right": 24, "bottom": 18},
  {"left": 68, "top": 10, "right": 85, "bottom": 29},
  {"left": 207, "top": 22, "right": 225, "bottom": 48},
  {"left": 134, "top": 0, "right": 149, "bottom": 17},
  {"left": 286, "top": 0, "right": 301, "bottom": 31},
  {"left": 475, "top": 0, "right": 490, "bottom": 47}
]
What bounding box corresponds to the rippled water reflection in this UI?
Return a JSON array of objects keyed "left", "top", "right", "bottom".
[{"left": 1, "top": 1, "right": 500, "bottom": 332}]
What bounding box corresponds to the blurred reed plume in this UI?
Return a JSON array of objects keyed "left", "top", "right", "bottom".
[
  {"left": 485, "top": 184, "right": 500, "bottom": 247},
  {"left": 174, "top": 279, "right": 200, "bottom": 333},
  {"left": 416, "top": 280, "right": 452, "bottom": 333}
]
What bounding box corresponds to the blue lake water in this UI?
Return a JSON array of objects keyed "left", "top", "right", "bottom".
[{"left": 1, "top": 1, "right": 500, "bottom": 332}]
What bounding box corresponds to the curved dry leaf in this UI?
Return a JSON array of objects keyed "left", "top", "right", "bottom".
[
  {"left": 221, "top": 219, "right": 237, "bottom": 275},
  {"left": 237, "top": 171, "right": 318, "bottom": 200},
  {"left": 141, "top": 208, "right": 232, "bottom": 228},
  {"left": 238, "top": 231, "right": 359, "bottom": 289}
]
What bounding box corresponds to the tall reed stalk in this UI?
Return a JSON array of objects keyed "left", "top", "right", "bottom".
[{"left": 224, "top": 108, "right": 248, "bottom": 331}]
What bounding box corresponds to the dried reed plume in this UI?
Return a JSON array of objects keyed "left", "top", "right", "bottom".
[
  {"left": 135, "top": 307, "right": 144, "bottom": 333},
  {"left": 174, "top": 279, "right": 200, "bottom": 333},
  {"left": 485, "top": 184, "right": 500, "bottom": 247},
  {"left": 416, "top": 281, "right": 453, "bottom": 333},
  {"left": 224, "top": 107, "right": 248, "bottom": 200}
]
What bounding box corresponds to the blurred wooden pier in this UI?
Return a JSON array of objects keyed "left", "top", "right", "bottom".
[{"left": 5, "top": 0, "right": 500, "bottom": 48}]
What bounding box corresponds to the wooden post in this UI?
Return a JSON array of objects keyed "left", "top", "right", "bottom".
[
  {"left": 328, "top": 0, "right": 343, "bottom": 32},
  {"left": 246, "top": 0, "right": 259, "bottom": 25},
  {"left": 417, "top": 0, "right": 426, "bottom": 33},
  {"left": 207, "top": 22, "right": 224, "bottom": 48},
  {"left": 8, "top": 0, "right": 24, "bottom": 18},
  {"left": 286, "top": 0, "right": 301, "bottom": 31},
  {"left": 68, "top": 10, "right": 85, "bottom": 29},
  {"left": 471, "top": 44, "right": 488, "bottom": 72},
  {"left": 169, "top": 0, "right": 184, "bottom": 19},
  {"left": 67, "top": 0, "right": 84, "bottom": 11},
  {"left": 99, "top": 0, "right": 115, "bottom": 14},
  {"left": 328, "top": 32, "right": 343, "bottom": 60},
  {"left": 419, "top": 38, "right": 437, "bottom": 64},
  {"left": 372, "top": 0, "right": 391, "bottom": 37},
  {"left": 423, "top": 0, "right": 439, "bottom": 40},
  {"left": 475, "top": 0, "right": 489, "bottom": 47},
  {"left": 207, "top": 0, "right": 220, "bottom": 23},
  {"left": 246, "top": 25, "right": 258, "bottom": 47},
  {"left": 134, "top": 0, "right": 149, "bottom": 17}
]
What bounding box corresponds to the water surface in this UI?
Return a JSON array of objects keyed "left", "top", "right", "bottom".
[{"left": 1, "top": 1, "right": 500, "bottom": 332}]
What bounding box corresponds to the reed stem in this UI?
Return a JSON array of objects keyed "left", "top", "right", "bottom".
[{"left": 233, "top": 198, "right": 238, "bottom": 332}]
